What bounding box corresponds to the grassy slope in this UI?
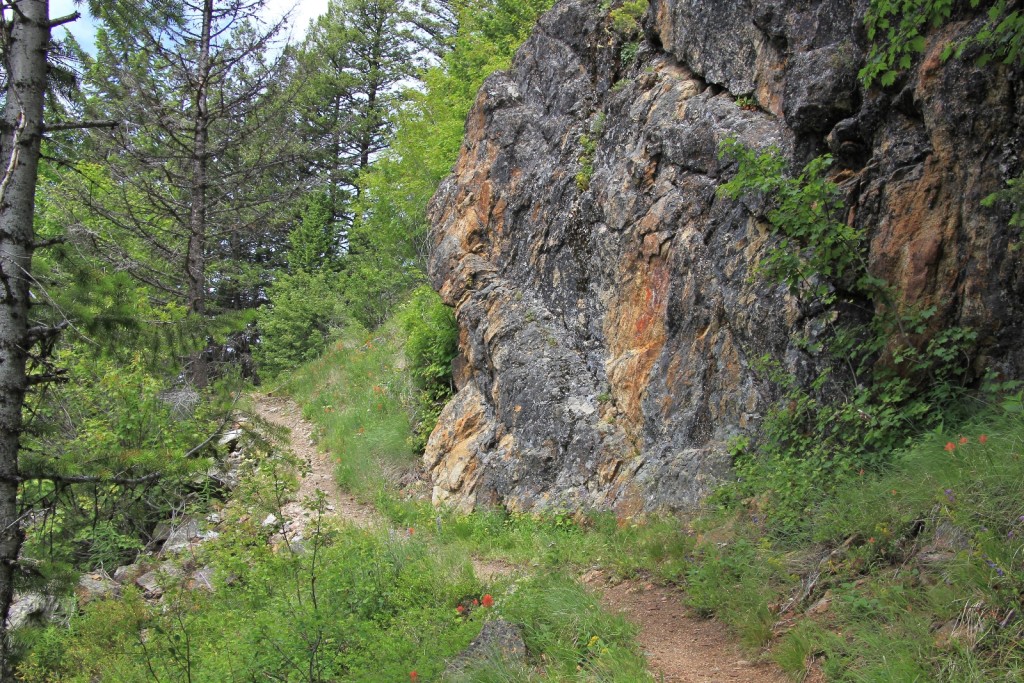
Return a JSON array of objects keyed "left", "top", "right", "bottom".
[
  {"left": 21, "top": 325, "right": 1021, "bottom": 681},
  {"left": 284, "top": 327, "right": 1024, "bottom": 682}
]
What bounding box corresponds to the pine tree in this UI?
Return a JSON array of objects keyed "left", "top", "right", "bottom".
[
  {"left": 289, "top": 0, "right": 418, "bottom": 228},
  {"left": 68, "top": 0, "right": 295, "bottom": 316}
]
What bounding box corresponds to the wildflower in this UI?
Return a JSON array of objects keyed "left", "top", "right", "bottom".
[
  {"left": 868, "top": 537, "right": 875, "bottom": 544},
  {"left": 456, "top": 605, "right": 465, "bottom": 614},
  {"left": 472, "top": 598, "right": 479, "bottom": 606},
  {"left": 482, "top": 594, "right": 495, "bottom": 608},
  {"left": 410, "top": 672, "right": 418, "bottom": 682},
  {"left": 959, "top": 436, "right": 969, "bottom": 445},
  {"left": 944, "top": 489, "right": 956, "bottom": 504},
  {"left": 984, "top": 559, "right": 1005, "bottom": 577},
  {"left": 408, "top": 527, "right": 414, "bottom": 535},
  {"left": 945, "top": 442, "right": 956, "bottom": 452},
  {"left": 979, "top": 434, "right": 988, "bottom": 444}
]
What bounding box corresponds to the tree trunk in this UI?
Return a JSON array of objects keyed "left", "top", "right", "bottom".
[
  {"left": 0, "top": 1, "right": 50, "bottom": 676},
  {"left": 186, "top": 0, "right": 214, "bottom": 316}
]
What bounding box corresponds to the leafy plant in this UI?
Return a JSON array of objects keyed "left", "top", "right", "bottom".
[
  {"left": 982, "top": 171, "right": 1024, "bottom": 228},
  {"left": 575, "top": 114, "right": 606, "bottom": 191},
  {"left": 735, "top": 94, "right": 758, "bottom": 110},
  {"left": 620, "top": 40, "right": 639, "bottom": 65},
  {"left": 861, "top": 0, "right": 1024, "bottom": 87},
  {"left": 398, "top": 287, "right": 459, "bottom": 451},
  {"left": 608, "top": 0, "right": 647, "bottom": 35},
  {"left": 716, "top": 140, "right": 979, "bottom": 534},
  {"left": 718, "top": 139, "right": 867, "bottom": 306}
]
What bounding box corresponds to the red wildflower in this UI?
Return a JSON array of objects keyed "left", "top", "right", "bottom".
[
  {"left": 472, "top": 598, "right": 479, "bottom": 606},
  {"left": 979, "top": 434, "right": 988, "bottom": 444},
  {"left": 482, "top": 594, "right": 495, "bottom": 608},
  {"left": 944, "top": 442, "right": 956, "bottom": 452},
  {"left": 959, "top": 436, "right": 969, "bottom": 445},
  {"left": 868, "top": 537, "right": 875, "bottom": 544},
  {"left": 456, "top": 605, "right": 465, "bottom": 614},
  {"left": 410, "top": 672, "right": 418, "bottom": 682},
  {"left": 408, "top": 527, "right": 414, "bottom": 535}
]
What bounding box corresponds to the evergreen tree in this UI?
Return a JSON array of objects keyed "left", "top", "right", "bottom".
[
  {"left": 68, "top": 0, "right": 295, "bottom": 316},
  {"left": 289, "top": 190, "right": 340, "bottom": 273},
  {"left": 289, "top": 0, "right": 418, "bottom": 228}
]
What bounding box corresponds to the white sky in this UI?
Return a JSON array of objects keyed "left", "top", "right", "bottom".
[{"left": 50, "top": 0, "right": 331, "bottom": 53}]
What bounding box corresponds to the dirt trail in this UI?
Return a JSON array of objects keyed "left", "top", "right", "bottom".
[
  {"left": 586, "top": 571, "right": 788, "bottom": 683},
  {"left": 253, "top": 394, "right": 787, "bottom": 683},
  {"left": 253, "top": 395, "right": 378, "bottom": 529}
]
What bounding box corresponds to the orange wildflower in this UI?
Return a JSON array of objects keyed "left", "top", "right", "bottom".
[{"left": 944, "top": 442, "right": 956, "bottom": 452}]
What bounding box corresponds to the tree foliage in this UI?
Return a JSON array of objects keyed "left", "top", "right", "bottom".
[
  {"left": 861, "top": 0, "right": 1024, "bottom": 87},
  {"left": 289, "top": 0, "right": 418, "bottom": 227},
  {"left": 68, "top": 0, "right": 295, "bottom": 315}
]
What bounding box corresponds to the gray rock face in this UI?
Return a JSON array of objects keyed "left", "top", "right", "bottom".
[
  {"left": 425, "top": 0, "right": 1024, "bottom": 513},
  {"left": 6, "top": 593, "right": 61, "bottom": 630},
  {"left": 158, "top": 516, "right": 201, "bottom": 555},
  {"left": 445, "top": 620, "right": 527, "bottom": 676},
  {"left": 76, "top": 572, "right": 120, "bottom": 604}
]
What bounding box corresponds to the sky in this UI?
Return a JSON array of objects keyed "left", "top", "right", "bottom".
[{"left": 49, "top": 0, "right": 331, "bottom": 53}]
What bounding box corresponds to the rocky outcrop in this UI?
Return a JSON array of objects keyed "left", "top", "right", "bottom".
[{"left": 425, "top": 0, "right": 1024, "bottom": 512}]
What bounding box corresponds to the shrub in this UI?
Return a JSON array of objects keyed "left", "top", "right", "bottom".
[
  {"left": 398, "top": 287, "right": 459, "bottom": 450},
  {"left": 256, "top": 271, "right": 344, "bottom": 378},
  {"left": 861, "top": 0, "right": 1024, "bottom": 87},
  {"left": 608, "top": 0, "right": 647, "bottom": 35},
  {"left": 715, "top": 140, "right": 979, "bottom": 535}
]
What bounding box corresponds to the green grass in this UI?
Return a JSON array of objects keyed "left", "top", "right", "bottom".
[
  {"left": 278, "top": 323, "right": 419, "bottom": 500},
  {"left": 278, "top": 323, "right": 1024, "bottom": 682},
  {"left": 22, "top": 315, "right": 1024, "bottom": 681},
  {"left": 698, "top": 401, "right": 1024, "bottom": 682}
]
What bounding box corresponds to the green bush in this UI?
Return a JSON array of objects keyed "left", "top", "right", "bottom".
[
  {"left": 608, "top": 0, "right": 647, "bottom": 35},
  {"left": 716, "top": 140, "right": 979, "bottom": 535},
  {"left": 255, "top": 271, "right": 344, "bottom": 378},
  {"left": 18, "top": 348, "right": 225, "bottom": 574},
  {"left": 861, "top": 0, "right": 1024, "bottom": 87},
  {"left": 398, "top": 286, "right": 459, "bottom": 450}
]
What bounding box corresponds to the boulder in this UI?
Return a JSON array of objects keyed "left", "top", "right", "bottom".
[{"left": 444, "top": 620, "right": 527, "bottom": 676}]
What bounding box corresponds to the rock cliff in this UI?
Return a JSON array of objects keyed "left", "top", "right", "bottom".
[{"left": 424, "top": 0, "right": 1024, "bottom": 513}]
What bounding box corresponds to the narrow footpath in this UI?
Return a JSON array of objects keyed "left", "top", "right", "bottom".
[{"left": 253, "top": 394, "right": 788, "bottom": 683}]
